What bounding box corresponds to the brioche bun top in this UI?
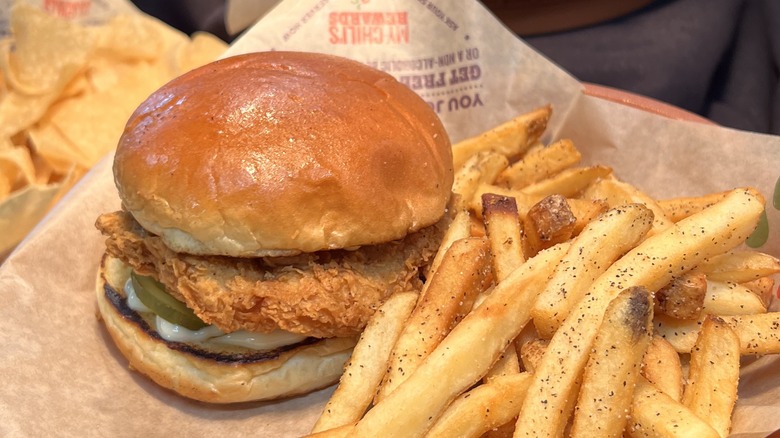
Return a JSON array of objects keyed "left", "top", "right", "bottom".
[{"left": 113, "top": 51, "right": 453, "bottom": 256}]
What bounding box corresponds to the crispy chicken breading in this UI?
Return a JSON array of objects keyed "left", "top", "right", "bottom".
[{"left": 96, "top": 211, "right": 444, "bottom": 338}]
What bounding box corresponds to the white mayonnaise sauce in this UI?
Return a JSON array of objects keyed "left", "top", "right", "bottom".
[{"left": 124, "top": 278, "right": 306, "bottom": 350}]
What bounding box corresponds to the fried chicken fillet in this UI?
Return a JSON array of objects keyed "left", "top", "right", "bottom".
[{"left": 97, "top": 210, "right": 445, "bottom": 339}]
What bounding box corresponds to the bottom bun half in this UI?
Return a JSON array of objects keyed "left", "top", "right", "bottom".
[{"left": 95, "top": 254, "right": 355, "bottom": 404}]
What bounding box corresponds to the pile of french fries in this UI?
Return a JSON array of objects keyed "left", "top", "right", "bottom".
[{"left": 308, "top": 106, "right": 780, "bottom": 438}]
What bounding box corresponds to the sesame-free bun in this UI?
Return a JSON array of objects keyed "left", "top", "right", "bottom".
[
  {"left": 114, "top": 51, "right": 453, "bottom": 257},
  {"left": 96, "top": 255, "right": 356, "bottom": 403}
]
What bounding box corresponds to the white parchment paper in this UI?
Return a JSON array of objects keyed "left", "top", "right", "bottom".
[{"left": 1, "top": 1, "right": 778, "bottom": 437}]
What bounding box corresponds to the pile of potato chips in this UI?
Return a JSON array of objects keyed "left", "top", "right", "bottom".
[{"left": 0, "top": 4, "right": 227, "bottom": 257}]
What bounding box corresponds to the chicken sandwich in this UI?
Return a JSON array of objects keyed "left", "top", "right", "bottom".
[{"left": 95, "top": 51, "right": 453, "bottom": 403}]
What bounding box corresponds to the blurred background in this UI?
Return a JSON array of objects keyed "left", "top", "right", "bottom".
[{"left": 131, "top": 0, "right": 780, "bottom": 135}]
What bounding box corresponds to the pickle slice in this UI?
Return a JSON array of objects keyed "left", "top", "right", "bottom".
[{"left": 130, "top": 272, "right": 207, "bottom": 331}]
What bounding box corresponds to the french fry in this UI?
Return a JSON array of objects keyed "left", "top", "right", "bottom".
[
  {"left": 522, "top": 194, "right": 576, "bottom": 257},
  {"left": 641, "top": 336, "right": 684, "bottom": 402},
  {"left": 451, "top": 105, "right": 551, "bottom": 169},
  {"left": 703, "top": 280, "right": 767, "bottom": 316},
  {"left": 421, "top": 207, "right": 472, "bottom": 297},
  {"left": 728, "top": 312, "right": 780, "bottom": 355},
  {"left": 531, "top": 203, "right": 654, "bottom": 339},
  {"left": 519, "top": 165, "right": 613, "bottom": 199},
  {"left": 658, "top": 190, "right": 730, "bottom": 222},
  {"left": 682, "top": 316, "right": 740, "bottom": 438},
  {"left": 469, "top": 211, "right": 487, "bottom": 237},
  {"left": 468, "top": 183, "right": 536, "bottom": 218},
  {"left": 482, "top": 193, "right": 526, "bottom": 279},
  {"left": 375, "top": 237, "right": 492, "bottom": 402},
  {"left": 570, "top": 286, "right": 654, "bottom": 438},
  {"left": 482, "top": 193, "right": 525, "bottom": 380},
  {"left": 307, "top": 424, "right": 355, "bottom": 438},
  {"left": 568, "top": 197, "right": 609, "bottom": 235},
  {"left": 655, "top": 272, "right": 707, "bottom": 320},
  {"left": 496, "top": 138, "right": 581, "bottom": 189},
  {"left": 658, "top": 312, "right": 780, "bottom": 355},
  {"left": 519, "top": 338, "right": 548, "bottom": 373},
  {"left": 452, "top": 151, "right": 509, "bottom": 209},
  {"left": 351, "top": 242, "right": 571, "bottom": 437},
  {"left": 515, "top": 188, "right": 764, "bottom": 438},
  {"left": 628, "top": 378, "right": 720, "bottom": 438},
  {"left": 583, "top": 178, "right": 673, "bottom": 235},
  {"left": 312, "top": 292, "right": 418, "bottom": 433},
  {"left": 468, "top": 182, "right": 607, "bottom": 227},
  {"left": 697, "top": 249, "right": 780, "bottom": 283},
  {"left": 426, "top": 372, "right": 533, "bottom": 438},
  {"left": 741, "top": 276, "right": 775, "bottom": 307}
]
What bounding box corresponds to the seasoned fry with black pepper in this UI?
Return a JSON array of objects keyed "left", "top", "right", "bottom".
[
  {"left": 312, "top": 292, "right": 417, "bottom": 433},
  {"left": 375, "top": 237, "right": 492, "bottom": 402},
  {"left": 522, "top": 194, "right": 576, "bottom": 256},
  {"left": 683, "top": 315, "right": 740, "bottom": 438},
  {"left": 655, "top": 272, "right": 707, "bottom": 320},
  {"left": 451, "top": 105, "right": 551, "bottom": 169},
  {"left": 531, "top": 203, "right": 654, "bottom": 339},
  {"left": 516, "top": 188, "right": 764, "bottom": 437},
  {"left": 570, "top": 286, "right": 653, "bottom": 438}
]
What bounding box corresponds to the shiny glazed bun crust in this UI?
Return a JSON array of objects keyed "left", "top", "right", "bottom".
[
  {"left": 96, "top": 255, "right": 356, "bottom": 403},
  {"left": 114, "top": 51, "right": 453, "bottom": 257}
]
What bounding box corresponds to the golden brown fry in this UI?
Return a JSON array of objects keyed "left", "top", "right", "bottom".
[
  {"left": 568, "top": 197, "right": 609, "bottom": 235},
  {"left": 469, "top": 213, "right": 486, "bottom": 237},
  {"left": 703, "top": 280, "right": 767, "bottom": 316},
  {"left": 519, "top": 338, "right": 548, "bottom": 373},
  {"left": 452, "top": 151, "right": 510, "bottom": 209},
  {"left": 426, "top": 372, "right": 533, "bottom": 438},
  {"left": 312, "top": 292, "right": 418, "bottom": 433},
  {"left": 481, "top": 193, "right": 525, "bottom": 379},
  {"left": 697, "top": 249, "right": 780, "bottom": 283},
  {"left": 451, "top": 106, "right": 551, "bottom": 170},
  {"left": 641, "top": 336, "right": 684, "bottom": 402},
  {"left": 658, "top": 190, "right": 730, "bottom": 222},
  {"left": 468, "top": 183, "right": 607, "bottom": 227},
  {"left": 682, "top": 316, "right": 740, "bottom": 438},
  {"left": 582, "top": 178, "right": 673, "bottom": 235},
  {"left": 655, "top": 312, "right": 780, "bottom": 355},
  {"left": 351, "top": 242, "right": 570, "bottom": 438},
  {"left": 376, "top": 237, "right": 492, "bottom": 402},
  {"left": 306, "top": 424, "right": 355, "bottom": 438},
  {"left": 519, "top": 165, "right": 613, "bottom": 199},
  {"left": 515, "top": 188, "right": 764, "bottom": 438},
  {"left": 496, "top": 138, "right": 581, "bottom": 189},
  {"left": 421, "top": 208, "right": 472, "bottom": 297},
  {"left": 627, "top": 378, "right": 720, "bottom": 438},
  {"left": 531, "top": 203, "right": 654, "bottom": 339},
  {"left": 570, "top": 287, "right": 654, "bottom": 438},
  {"left": 727, "top": 313, "right": 780, "bottom": 355},
  {"left": 522, "top": 194, "right": 576, "bottom": 257},
  {"left": 741, "top": 276, "right": 775, "bottom": 307},
  {"left": 468, "top": 183, "right": 536, "bottom": 218},
  {"left": 482, "top": 193, "right": 526, "bottom": 280},
  {"left": 655, "top": 272, "right": 707, "bottom": 320}
]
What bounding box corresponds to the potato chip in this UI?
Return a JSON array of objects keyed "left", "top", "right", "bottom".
[
  {"left": 27, "top": 122, "right": 87, "bottom": 174},
  {"left": 0, "top": 146, "right": 36, "bottom": 190},
  {"left": 0, "top": 84, "right": 64, "bottom": 140},
  {"left": 173, "top": 32, "right": 231, "bottom": 73},
  {"left": 4, "top": 4, "right": 95, "bottom": 95},
  {"left": 94, "top": 14, "right": 168, "bottom": 62}
]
